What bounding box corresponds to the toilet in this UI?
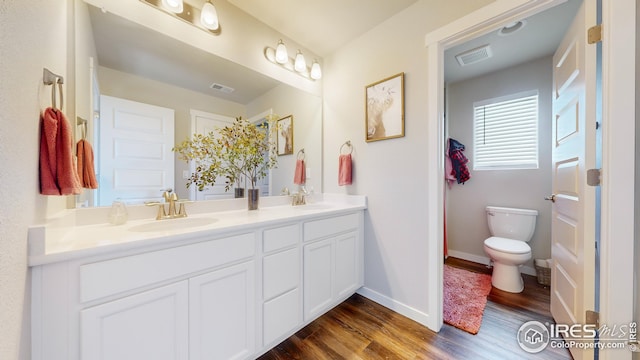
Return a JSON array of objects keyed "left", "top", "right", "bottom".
[{"left": 483, "top": 206, "right": 538, "bottom": 293}]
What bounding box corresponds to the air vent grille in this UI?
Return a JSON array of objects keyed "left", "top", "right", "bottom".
[
  {"left": 209, "top": 83, "right": 235, "bottom": 93},
  {"left": 455, "top": 44, "right": 493, "bottom": 66}
]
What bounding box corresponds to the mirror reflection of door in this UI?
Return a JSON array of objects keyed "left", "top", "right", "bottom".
[
  {"left": 98, "top": 95, "right": 175, "bottom": 206},
  {"left": 190, "top": 110, "right": 236, "bottom": 201},
  {"left": 247, "top": 110, "right": 275, "bottom": 197}
]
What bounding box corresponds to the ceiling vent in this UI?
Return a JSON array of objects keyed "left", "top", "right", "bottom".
[
  {"left": 209, "top": 82, "right": 235, "bottom": 93},
  {"left": 455, "top": 44, "right": 493, "bottom": 67}
]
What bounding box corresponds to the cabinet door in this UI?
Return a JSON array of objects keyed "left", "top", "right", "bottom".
[
  {"left": 189, "top": 261, "right": 255, "bottom": 360},
  {"left": 334, "top": 231, "right": 359, "bottom": 299},
  {"left": 81, "top": 281, "right": 189, "bottom": 360},
  {"left": 263, "top": 288, "right": 301, "bottom": 346},
  {"left": 303, "top": 238, "right": 334, "bottom": 321}
]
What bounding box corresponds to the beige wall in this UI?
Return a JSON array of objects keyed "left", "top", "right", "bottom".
[
  {"left": 445, "top": 56, "right": 553, "bottom": 271},
  {"left": 0, "top": 1, "right": 71, "bottom": 358},
  {"left": 321, "top": 0, "right": 493, "bottom": 321}
]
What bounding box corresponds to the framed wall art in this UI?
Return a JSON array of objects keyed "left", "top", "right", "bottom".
[
  {"left": 365, "top": 72, "right": 405, "bottom": 142},
  {"left": 277, "top": 115, "right": 294, "bottom": 155}
]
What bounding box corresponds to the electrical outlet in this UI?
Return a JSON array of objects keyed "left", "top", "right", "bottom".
[{"left": 306, "top": 167, "right": 311, "bottom": 179}]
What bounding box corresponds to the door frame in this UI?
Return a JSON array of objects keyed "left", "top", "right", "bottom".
[{"left": 424, "top": 2, "right": 634, "bottom": 358}]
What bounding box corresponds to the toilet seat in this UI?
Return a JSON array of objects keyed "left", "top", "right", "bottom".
[{"left": 484, "top": 236, "right": 530, "bottom": 254}]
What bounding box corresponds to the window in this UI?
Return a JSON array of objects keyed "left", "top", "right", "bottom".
[{"left": 473, "top": 91, "right": 539, "bottom": 170}]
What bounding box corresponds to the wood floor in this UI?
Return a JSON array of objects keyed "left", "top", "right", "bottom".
[{"left": 259, "top": 257, "right": 572, "bottom": 360}]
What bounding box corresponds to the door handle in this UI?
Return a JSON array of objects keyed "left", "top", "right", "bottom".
[{"left": 544, "top": 194, "right": 556, "bottom": 203}]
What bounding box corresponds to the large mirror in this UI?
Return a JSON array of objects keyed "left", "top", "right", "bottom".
[{"left": 74, "top": 0, "right": 322, "bottom": 207}]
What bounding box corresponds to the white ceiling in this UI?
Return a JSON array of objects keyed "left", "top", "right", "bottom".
[
  {"left": 444, "top": 0, "right": 581, "bottom": 83},
  {"left": 227, "top": 0, "right": 420, "bottom": 57}
]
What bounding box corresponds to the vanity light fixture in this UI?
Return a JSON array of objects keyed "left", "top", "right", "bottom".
[
  {"left": 264, "top": 40, "right": 322, "bottom": 81},
  {"left": 200, "top": 0, "right": 219, "bottom": 31},
  {"left": 141, "top": 0, "right": 221, "bottom": 34},
  {"left": 310, "top": 60, "right": 322, "bottom": 80},
  {"left": 294, "top": 50, "right": 307, "bottom": 72},
  {"left": 275, "top": 40, "right": 288, "bottom": 64},
  {"left": 162, "top": 0, "right": 183, "bottom": 13}
]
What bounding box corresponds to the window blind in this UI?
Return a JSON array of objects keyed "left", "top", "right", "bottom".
[{"left": 473, "top": 92, "right": 539, "bottom": 170}]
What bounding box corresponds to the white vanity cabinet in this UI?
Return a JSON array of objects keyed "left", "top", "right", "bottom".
[
  {"left": 31, "top": 205, "right": 365, "bottom": 360},
  {"left": 303, "top": 213, "right": 363, "bottom": 321}
]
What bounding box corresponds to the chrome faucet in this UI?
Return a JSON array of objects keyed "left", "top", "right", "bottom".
[{"left": 145, "top": 189, "right": 190, "bottom": 220}]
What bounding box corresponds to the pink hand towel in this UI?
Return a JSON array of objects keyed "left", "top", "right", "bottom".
[
  {"left": 76, "top": 139, "right": 99, "bottom": 189},
  {"left": 338, "top": 154, "right": 352, "bottom": 186},
  {"left": 39, "top": 107, "right": 82, "bottom": 195},
  {"left": 294, "top": 159, "right": 306, "bottom": 185}
]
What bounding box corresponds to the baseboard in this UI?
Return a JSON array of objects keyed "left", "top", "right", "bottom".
[
  {"left": 447, "top": 249, "right": 536, "bottom": 276},
  {"left": 356, "top": 287, "right": 436, "bottom": 330}
]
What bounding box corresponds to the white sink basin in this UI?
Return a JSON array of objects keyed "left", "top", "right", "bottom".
[{"left": 129, "top": 217, "right": 217, "bottom": 232}]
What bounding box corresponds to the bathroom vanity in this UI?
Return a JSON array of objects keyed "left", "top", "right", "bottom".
[{"left": 29, "top": 195, "right": 366, "bottom": 360}]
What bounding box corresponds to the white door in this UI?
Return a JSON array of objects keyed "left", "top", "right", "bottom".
[
  {"left": 81, "top": 282, "right": 189, "bottom": 360},
  {"left": 190, "top": 110, "right": 235, "bottom": 201},
  {"left": 550, "top": 1, "right": 597, "bottom": 358},
  {"left": 98, "top": 95, "right": 174, "bottom": 206}
]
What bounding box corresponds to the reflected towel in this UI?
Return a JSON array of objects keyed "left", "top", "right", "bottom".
[
  {"left": 39, "top": 107, "right": 82, "bottom": 195},
  {"left": 76, "top": 139, "right": 99, "bottom": 189},
  {"left": 294, "top": 159, "right": 306, "bottom": 184},
  {"left": 338, "top": 154, "right": 352, "bottom": 186}
]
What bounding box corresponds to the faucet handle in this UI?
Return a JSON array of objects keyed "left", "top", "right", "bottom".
[
  {"left": 176, "top": 199, "right": 192, "bottom": 217},
  {"left": 161, "top": 188, "right": 173, "bottom": 201},
  {"left": 145, "top": 201, "right": 167, "bottom": 220}
]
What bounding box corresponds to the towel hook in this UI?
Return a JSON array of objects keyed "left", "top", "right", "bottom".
[
  {"left": 77, "top": 117, "right": 88, "bottom": 139},
  {"left": 340, "top": 140, "right": 353, "bottom": 155},
  {"left": 43, "top": 68, "right": 64, "bottom": 110},
  {"left": 297, "top": 148, "right": 305, "bottom": 160}
]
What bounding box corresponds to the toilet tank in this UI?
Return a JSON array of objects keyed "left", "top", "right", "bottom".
[{"left": 486, "top": 206, "right": 538, "bottom": 242}]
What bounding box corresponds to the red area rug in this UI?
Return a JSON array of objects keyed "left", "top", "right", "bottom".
[{"left": 443, "top": 264, "right": 492, "bottom": 335}]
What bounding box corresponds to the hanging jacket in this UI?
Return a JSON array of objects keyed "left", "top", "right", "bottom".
[{"left": 448, "top": 138, "right": 470, "bottom": 184}]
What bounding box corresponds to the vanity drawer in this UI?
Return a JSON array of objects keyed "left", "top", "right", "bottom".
[
  {"left": 263, "top": 248, "right": 299, "bottom": 301},
  {"left": 263, "top": 224, "right": 299, "bottom": 252},
  {"left": 303, "top": 213, "right": 359, "bottom": 242},
  {"left": 80, "top": 232, "right": 255, "bottom": 303}
]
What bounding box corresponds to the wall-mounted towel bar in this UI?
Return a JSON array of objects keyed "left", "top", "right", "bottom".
[{"left": 43, "top": 68, "right": 64, "bottom": 110}]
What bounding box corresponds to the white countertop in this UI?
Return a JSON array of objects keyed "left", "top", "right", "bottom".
[{"left": 28, "top": 194, "right": 367, "bottom": 266}]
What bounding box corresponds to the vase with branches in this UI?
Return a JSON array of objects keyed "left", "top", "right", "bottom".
[{"left": 173, "top": 115, "right": 278, "bottom": 209}]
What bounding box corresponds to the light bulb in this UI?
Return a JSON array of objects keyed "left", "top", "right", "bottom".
[
  {"left": 275, "top": 40, "right": 288, "bottom": 64},
  {"left": 310, "top": 60, "right": 322, "bottom": 80},
  {"left": 294, "top": 50, "right": 307, "bottom": 73},
  {"left": 162, "top": 0, "right": 183, "bottom": 13},
  {"left": 200, "top": 1, "right": 219, "bottom": 30}
]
